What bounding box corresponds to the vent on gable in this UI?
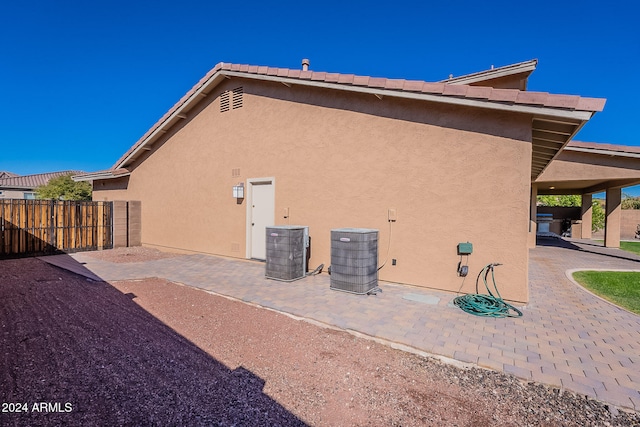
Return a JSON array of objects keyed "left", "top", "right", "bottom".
[
  {"left": 220, "top": 91, "right": 230, "bottom": 113},
  {"left": 232, "top": 87, "right": 243, "bottom": 109},
  {"left": 220, "top": 87, "right": 243, "bottom": 113}
]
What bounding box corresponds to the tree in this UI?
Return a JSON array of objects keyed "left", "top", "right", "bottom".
[
  {"left": 622, "top": 197, "right": 640, "bottom": 210},
  {"left": 592, "top": 200, "right": 605, "bottom": 232},
  {"left": 537, "top": 194, "right": 605, "bottom": 232},
  {"left": 536, "top": 195, "right": 581, "bottom": 207},
  {"left": 36, "top": 174, "right": 92, "bottom": 201}
]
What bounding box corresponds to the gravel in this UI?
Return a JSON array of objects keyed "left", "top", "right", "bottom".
[{"left": 1, "top": 251, "right": 639, "bottom": 426}]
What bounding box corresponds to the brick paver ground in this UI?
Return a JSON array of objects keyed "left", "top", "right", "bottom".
[{"left": 43, "top": 237, "right": 640, "bottom": 411}]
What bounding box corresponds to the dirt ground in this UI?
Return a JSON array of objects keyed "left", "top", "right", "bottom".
[{"left": 1, "top": 251, "right": 639, "bottom": 426}]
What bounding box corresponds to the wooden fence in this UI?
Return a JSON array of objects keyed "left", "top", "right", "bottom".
[{"left": 0, "top": 199, "right": 113, "bottom": 257}]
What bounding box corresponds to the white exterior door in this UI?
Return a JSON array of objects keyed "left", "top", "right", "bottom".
[{"left": 249, "top": 181, "right": 274, "bottom": 260}]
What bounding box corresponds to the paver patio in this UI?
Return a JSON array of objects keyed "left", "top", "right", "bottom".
[{"left": 43, "top": 237, "right": 640, "bottom": 412}]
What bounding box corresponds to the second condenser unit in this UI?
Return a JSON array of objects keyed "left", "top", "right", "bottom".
[
  {"left": 265, "top": 225, "right": 309, "bottom": 281},
  {"left": 330, "top": 228, "right": 379, "bottom": 294}
]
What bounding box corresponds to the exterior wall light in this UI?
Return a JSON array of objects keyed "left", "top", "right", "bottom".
[{"left": 233, "top": 183, "right": 244, "bottom": 199}]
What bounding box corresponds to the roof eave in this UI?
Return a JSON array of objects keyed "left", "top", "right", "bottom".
[
  {"left": 72, "top": 170, "right": 131, "bottom": 182},
  {"left": 112, "top": 64, "right": 604, "bottom": 175},
  {"left": 563, "top": 145, "right": 640, "bottom": 159},
  {"left": 114, "top": 69, "right": 228, "bottom": 169},
  {"left": 441, "top": 59, "right": 538, "bottom": 85}
]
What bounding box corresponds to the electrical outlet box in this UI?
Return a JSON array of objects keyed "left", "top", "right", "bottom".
[
  {"left": 388, "top": 208, "right": 397, "bottom": 222},
  {"left": 457, "top": 242, "right": 473, "bottom": 255}
]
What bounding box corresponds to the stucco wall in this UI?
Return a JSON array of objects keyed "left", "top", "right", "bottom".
[
  {"left": 0, "top": 190, "right": 31, "bottom": 199},
  {"left": 592, "top": 209, "right": 640, "bottom": 240},
  {"left": 94, "top": 78, "right": 533, "bottom": 302}
]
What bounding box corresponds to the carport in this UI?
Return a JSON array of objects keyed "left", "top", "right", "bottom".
[{"left": 532, "top": 141, "right": 640, "bottom": 248}]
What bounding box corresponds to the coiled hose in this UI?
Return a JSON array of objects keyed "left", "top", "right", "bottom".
[{"left": 453, "top": 263, "right": 523, "bottom": 318}]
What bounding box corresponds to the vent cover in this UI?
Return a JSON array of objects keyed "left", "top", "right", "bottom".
[
  {"left": 232, "top": 87, "right": 243, "bottom": 109},
  {"left": 220, "top": 87, "right": 243, "bottom": 113},
  {"left": 220, "top": 91, "right": 230, "bottom": 112},
  {"left": 330, "top": 228, "right": 378, "bottom": 294},
  {"left": 265, "top": 226, "right": 309, "bottom": 281}
]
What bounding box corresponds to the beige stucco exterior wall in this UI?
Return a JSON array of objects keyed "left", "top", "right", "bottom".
[
  {"left": 93, "top": 79, "right": 533, "bottom": 302},
  {"left": 0, "top": 190, "right": 33, "bottom": 199}
]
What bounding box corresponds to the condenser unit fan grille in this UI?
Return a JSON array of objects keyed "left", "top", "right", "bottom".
[
  {"left": 265, "top": 226, "right": 308, "bottom": 281},
  {"left": 330, "top": 228, "right": 378, "bottom": 294}
]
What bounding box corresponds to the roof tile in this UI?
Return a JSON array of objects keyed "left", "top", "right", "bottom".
[
  {"left": 576, "top": 97, "right": 606, "bottom": 112},
  {"left": 277, "top": 68, "right": 289, "bottom": 77},
  {"left": 385, "top": 79, "right": 405, "bottom": 90},
  {"left": 311, "top": 72, "right": 327, "bottom": 81},
  {"left": 256, "top": 66, "right": 268, "bottom": 74},
  {"left": 230, "top": 63, "right": 241, "bottom": 71},
  {"left": 352, "top": 76, "right": 370, "bottom": 86},
  {"left": 266, "top": 67, "right": 279, "bottom": 76},
  {"left": 403, "top": 80, "right": 424, "bottom": 92},
  {"left": 488, "top": 88, "right": 519, "bottom": 103},
  {"left": 299, "top": 70, "right": 313, "bottom": 79},
  {"left": 338, "top": 74, "right": 355, "bottom": 84},
  {"left": 421, "top": 82, "right": 445, "bottom": 94},
  {"left": 443, "top": 84, "right": 469, "bottom": 97},
  {"left": 325, "top": 73, "right": 340, "bottom": 83},
  {"left": 248, "top": 65, "right": 260, "bottom": 73},
  {"left": 239, "top": 64, "right": 249, "bottom": 72},
  {"left": 542, "top": 94, "right": 580, "bottom": 109},
  {"left": 465, "top": 86, "right": 493, "bottom": 99},
  {"left": 515, "top": 91, "right": 549, "bottom": 106},
  {"left": 368, "top": 77, "right": 387, "bottom": 88}
]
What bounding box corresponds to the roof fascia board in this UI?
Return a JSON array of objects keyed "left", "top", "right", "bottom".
[
  {"left": 115, "top": 73, "right": 228, "bottom": 169},
  {"left": 441, "top": 60, "right": 538, "bottom": 85},
  {"left": 582, "top": 179, "right": 640, "bottom": 194},
  {"left": 222, "top": 70, "right": 595, "bottom": 122},
  {"left": 72, "top": 171, "right": 131, "bottom": 182},
  {"left": 0, "top": 185, "right": 33, "bottom": 190},
  {"left": 563, "top": 146, "right": 640, "bottom": 159}
]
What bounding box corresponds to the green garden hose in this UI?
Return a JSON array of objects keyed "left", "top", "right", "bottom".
[{"left": 453, "top": 263, "right": 523, "bottom": 318}]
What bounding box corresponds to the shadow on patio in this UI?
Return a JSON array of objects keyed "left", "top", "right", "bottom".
[{"left": 536, "top": 236, "right": 640, "bottom": 263}]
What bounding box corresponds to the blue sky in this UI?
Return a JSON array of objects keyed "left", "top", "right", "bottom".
[{"left": 1, "top": 1, "right": 637, "bottom": 181}]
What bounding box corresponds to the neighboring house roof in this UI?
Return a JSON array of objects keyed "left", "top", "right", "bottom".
[
  {"left": 0, "top": 171, "right": 19, "bottom": 179},
  {"left": 440, "top": 59, "right": 538, "bottom": 90},
  {"left": 76, "top": 60, "right": 606, "bottom": 181},
  {"left": 0, "top": 171, "right": 85, "bottom": 190}
]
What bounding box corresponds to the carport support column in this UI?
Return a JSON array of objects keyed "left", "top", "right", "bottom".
[
  {"left": 528, "top": 184, "right": 538, "bottom": 248},
  {"left": 580, "top": 194, "right": 592, "bottom": 239},
  {"left": 604, "top": 187, "right": 621, "bottom": 248}
]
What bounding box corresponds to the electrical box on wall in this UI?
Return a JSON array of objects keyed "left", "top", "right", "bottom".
[{"left": 457, "top": 242, "right": 473, "bottom": 255}]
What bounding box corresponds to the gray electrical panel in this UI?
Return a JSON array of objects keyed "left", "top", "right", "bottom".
[
  {"left": 330, "top": 228, "right": 378, "bottom": 294},
  {"left": 265, "top": 225, "right": 309, "bottom": 281}
]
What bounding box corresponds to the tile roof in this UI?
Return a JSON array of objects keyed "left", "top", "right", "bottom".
[
  {"left": 440, "top": 59, "right": 538, "bottom": 86},
  {"left": 0, "top": 171, "right": 18, "bottom": 179},
  {"left": 566, "top": 141, "right": 640, "bottom": 155},
  {"left": 0, "top": 171, "right": 85, "bottom": 190},
  {"left": 109, "top": 61, "right": 607, "bottom": 171}
]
